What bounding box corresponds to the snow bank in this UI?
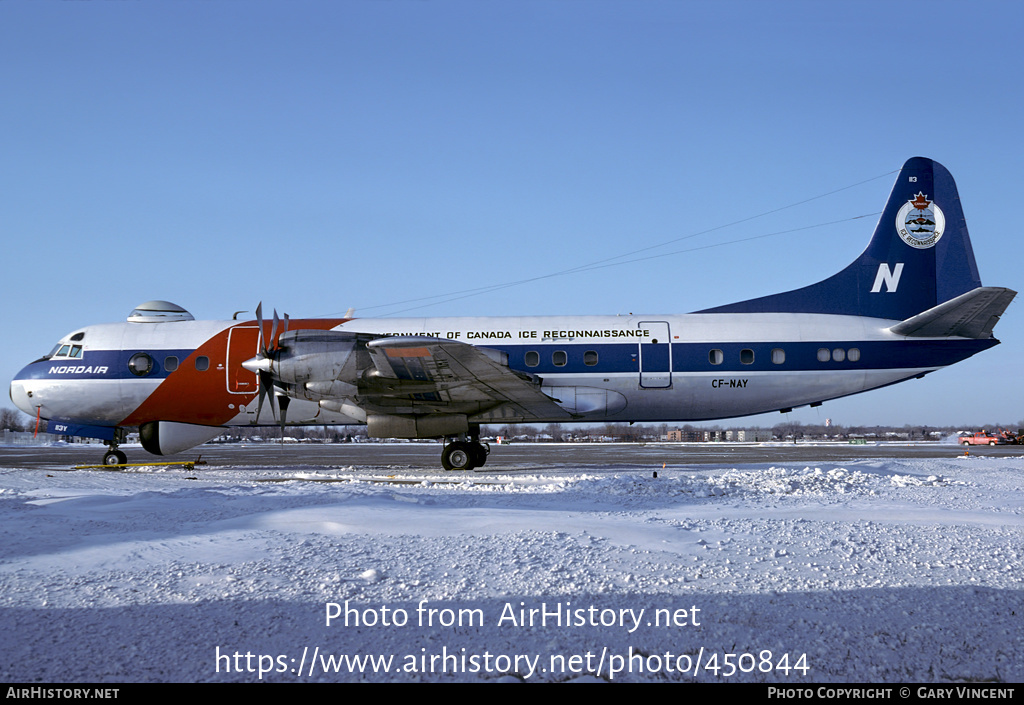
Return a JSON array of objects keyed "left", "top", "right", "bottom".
[{"left": 1, "top": 455, "right": 1022, "bottom": 682}]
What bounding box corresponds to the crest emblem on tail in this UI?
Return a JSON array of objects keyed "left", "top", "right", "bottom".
[{"left": 897, "top": 192, "right": 945, "bottom": 249}]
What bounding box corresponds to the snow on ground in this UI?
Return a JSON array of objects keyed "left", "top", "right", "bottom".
[{"left": 1, "top": 449, "right": 1022, "bottom": 683}]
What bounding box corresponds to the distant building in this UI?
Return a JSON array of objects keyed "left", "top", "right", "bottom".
[
  {"left": 725, "top": 430, "right": 773, "bottom": 442},
  {"left": 666, "top": 428, "right": 772, "bottom": 442},
  {"left": 665, "top": 429, "right": 703, "bottom": 442}
]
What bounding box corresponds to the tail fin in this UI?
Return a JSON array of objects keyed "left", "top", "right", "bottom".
[{"left": 699, "top": 157, "right": 984, "bottom": 320}]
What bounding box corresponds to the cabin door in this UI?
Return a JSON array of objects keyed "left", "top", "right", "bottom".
[{"left": 638, "top": 321, "right": 671, "bottom": 388}]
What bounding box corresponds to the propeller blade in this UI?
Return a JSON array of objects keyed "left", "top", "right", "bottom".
[
  {"left": 255, "top": 302, "right": 267, "bottom": 356},
  {"left": 278, "top": 396, "right": 290, "bottom": 442},
  {"left": 250, "top": 302, "right": 291, "bottom": 436},
  {"left": 257, "top": 370, "right": 277, "bottom": 422}
]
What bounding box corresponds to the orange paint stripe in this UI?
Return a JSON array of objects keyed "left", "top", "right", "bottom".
[{"left": 385, "top": 347, "right": 431, "bottom": 358}]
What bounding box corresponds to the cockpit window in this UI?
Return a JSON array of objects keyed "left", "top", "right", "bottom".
[
  {"left": 50, "top": 344, "right": 84, "bottom": 360},
  {"left": 40, "top": 331, "right": 87, "bottom": 360}
]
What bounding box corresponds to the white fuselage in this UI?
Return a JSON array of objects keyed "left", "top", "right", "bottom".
[{"left": 12, "top": 310, "right": 971, "bottom": 431}]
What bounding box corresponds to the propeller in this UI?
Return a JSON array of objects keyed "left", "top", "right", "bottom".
[{"left": 242, "top": 302, "right": 291, "bottom": 441}]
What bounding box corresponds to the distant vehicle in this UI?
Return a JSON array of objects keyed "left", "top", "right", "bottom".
[
  {"left": 997, "top": 429, "right": 1024, "bottom": 445},
  {"left": 960, "top": 431, "right": 1004, "bottom": 446}
]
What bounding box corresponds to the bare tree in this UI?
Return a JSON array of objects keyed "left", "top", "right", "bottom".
[
  {"left": 1, "top": 408, "right": 26, "bottom": 432},
  {"left": 543, "top": 423, "right": 565, "bottom": 442}
]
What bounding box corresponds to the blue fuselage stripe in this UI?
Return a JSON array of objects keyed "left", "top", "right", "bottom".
[
  {"left": 495, "top": 339, "right": 995, "bottom": 375},
  {"left": 18, "top": 349, "right": 197, "bottom": 380},
  {"left": 15, "top": 339, "right": 994, "bottom": 382}
]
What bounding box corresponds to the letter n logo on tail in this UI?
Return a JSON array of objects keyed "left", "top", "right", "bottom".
[{"left": 871, "top": 263, "right": 904, "bottom": 293}]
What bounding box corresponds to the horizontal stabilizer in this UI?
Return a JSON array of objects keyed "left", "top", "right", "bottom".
[{"left": 889, "top": 287, "right": 1016, "bottom": 339}]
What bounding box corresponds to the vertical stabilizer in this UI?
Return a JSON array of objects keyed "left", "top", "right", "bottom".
[{"left": 699, "top": 157, "right": 983, "bottom": 320}]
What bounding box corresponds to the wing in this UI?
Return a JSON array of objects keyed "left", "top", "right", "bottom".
[{"left": 359, "top": 336, "right": 574, "bottom": 423}]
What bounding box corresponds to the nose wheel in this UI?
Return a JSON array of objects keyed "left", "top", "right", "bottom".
[{"left": 103, "top": 449, "right": 128, "bottom": 466}]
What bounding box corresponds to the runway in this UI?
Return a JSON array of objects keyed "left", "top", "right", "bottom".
[{"left": 2, "top": 440, "right": 1018, "bottom": 471}]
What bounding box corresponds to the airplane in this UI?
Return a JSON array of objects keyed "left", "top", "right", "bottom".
[{"left": 9, "top": 157, "right": 1016, "bottom": 470}]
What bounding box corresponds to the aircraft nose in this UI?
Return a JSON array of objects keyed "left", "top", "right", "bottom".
[
  {"left": 9, "top": 360, "right": 42, "bottom": 418},
  {"left": 9, "top": 379, "right": 35, "bottom": 417}
]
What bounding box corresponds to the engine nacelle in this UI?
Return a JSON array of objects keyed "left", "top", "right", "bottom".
[
  {"left": 273, "top": 330, "right": 359, "bottom": 386},
  {"left": 367, "top": 413, "right": 468, "bottom": 439},
  {"left": 318, "top": 400, "right": 367, "bottom": 423},
  {"left": 139, "top": 421, "right": 224, "bottom": 456}
]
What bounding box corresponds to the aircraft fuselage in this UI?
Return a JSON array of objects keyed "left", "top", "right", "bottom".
[
  {"left": 11, "top": 312, "right": 995, "bottom": 433},
  {"left": 8, "top": 158, "right": 1015, "bottom": 469}
]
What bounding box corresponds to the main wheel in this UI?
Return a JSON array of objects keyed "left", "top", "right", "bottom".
[
  {"left": 469, "top": 442, "right": 489, "bottom": 468},
  {"left": 442, "top": 442, "right": 475, "bottom": 471},
  {"left": 103, "top": 450, "right": 127, "bottom": 466}
]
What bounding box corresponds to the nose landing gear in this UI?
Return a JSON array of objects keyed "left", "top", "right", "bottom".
[{"left": 102, "top": 429, "right": 128, "bottom": 466}]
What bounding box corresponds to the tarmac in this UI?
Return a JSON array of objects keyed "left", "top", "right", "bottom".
[{"left": 2, "top": 440, "right": 1020, "bottom": 472}]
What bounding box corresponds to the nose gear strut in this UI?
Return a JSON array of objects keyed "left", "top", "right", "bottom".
[{"left": 102, "top": 428, "right": 128, "bottom": 465}]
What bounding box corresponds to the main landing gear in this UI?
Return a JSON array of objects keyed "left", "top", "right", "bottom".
[
  {"left": 102, "top": 429, "right": 128, "bottom": 466},
  {"left": 441, "top": 435, "right": 490, "bottom": 471}
]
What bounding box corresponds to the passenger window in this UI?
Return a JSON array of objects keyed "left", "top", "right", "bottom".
[
  {"left": 165, "top": 356, "right": 179, "bottom": 372},
  {"left": 740, "top": 349, "right": 754, "bottom": 365},
  {"left": 817, "top": 348, "right": 831, "bottom": 362},
  {"left": 847, "top": 348, "right": 861, "bottom": 362},
  {"left": 771, "top": 348, "right": 785, "bottom": 364},
  {"left": 128, "top": 353, "right": 154, "bottom": 377},
  {"left": 525, "top": 351, "right": 539, "bottom": 367},
  {"left": 832, "top": 348, "right": 846, "bottom": 362},
  {"left": 584, "top": 350, "right": 598, "bottom": 366},
  {"left": 553, "top": 351, "right": 567, "bottom": 367},
  {"left": 195, "top": 356, "right": 210, "bottom": 371},
  {"left": 709, "top": 349, "right": 724, "bottom": 365}
]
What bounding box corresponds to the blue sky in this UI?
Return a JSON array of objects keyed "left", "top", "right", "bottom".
[{"left": 2, "top": 0, "right": 1021, "bottom": 428}]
